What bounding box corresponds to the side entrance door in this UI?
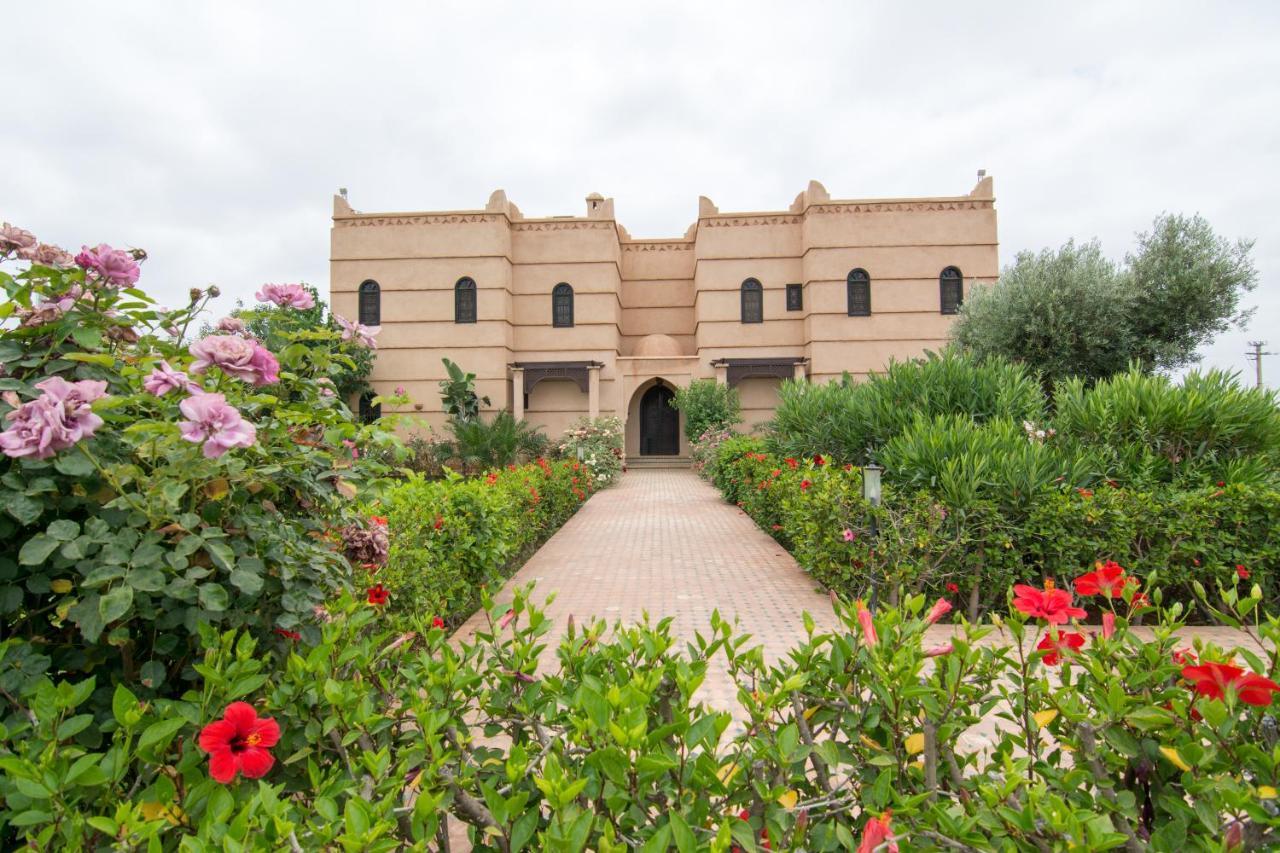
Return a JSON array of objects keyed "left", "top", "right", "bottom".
[{"left": 640, "top": 384, "right": 679, "bottom": 455}]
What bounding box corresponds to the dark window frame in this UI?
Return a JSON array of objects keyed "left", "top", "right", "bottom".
[
  {"left": 552, "top": 283, "right": 574, "bottom": 328},
  {"left": 785, "top": 283, "right": 803, "bottom": 312},
  {"left": 740, "top": 278, "right": 763, "bottom": 324},
  {"left": 847, "top": 269, "right": 871, "bottom": 316},
  {"left": 358, "top": 280, "right": 380, "bottom": 326},
  {"left": 454, "top": 276, "right": 477, "bottom": 324},
  {"left": 940, "top": 266, "right": 964, "bottom": 315},
  {"left": 358, "top": 391, "right": 381, "bottom": 424}
]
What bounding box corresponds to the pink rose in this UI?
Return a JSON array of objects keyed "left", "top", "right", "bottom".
[
  {"left": 215, "top": 316, "right": 248, "bottom": 334},
  {"left": 19, "top": 243, "right": 76, "bottom": 266},
  {"left": 75, "top": 243, "right": 140, "bottom": 288},
  {"left": 255, "top": 283, "right": 315, "bottom": 310},
  {"left": 0, "top": 223, "right": 38, "bottom": 255},
  {"left": 189, "top": 335, "right": 279, "bottom": 386},
  {"left": 178, "top": 392, "right": 256, "bottom": 458},
  {"left": 0, "top": 377, "right": 107, "bottom": 459},
  {"left": 143, "top": 361, "right": 196, "bottom": 396},
  {"left": 335, "top": 314, "right": 380, "bottom": 349}
]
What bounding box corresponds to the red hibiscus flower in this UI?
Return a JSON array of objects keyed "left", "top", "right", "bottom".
[
  {"left": 1074, "top": 560, "right": 1137, "bottom": 599},
  {"left": 273, "top": 627, "right": 300, "bottom": 641},
  {"left": 198, "top": 702, "right": 281, "bottom": 783},
  {"left": 1076, "top": 487, "right": 1093, "bottom": 498},
  {"left": 431, "top": 616, "right": 444, "bottom": 629},
  {"left": 785, "top": 457, "right": 798, "bottom": 469},
  {"left": 925, "top": 598, "right": 952, "bottom": 625},
  {"left": 1182, "top": 661, "right": 1280, "bottom": 706},
  {"left": 1172, "top": 647, "right": 1196, "bottom": 666},
  {"left": 369, "top": 515, "right": 388, "bottom": 526},
  {"left": 433, "top": 515, "right": 444, "bottom": 530},
  {"left": 1237, "top": 564, "right": 1250, "bottom": 579},
  {"left": 800, "top": 480, "right": 811, "bottom": 491},
  {"left": 1217, "top": 480, "right": 1226, "bottom": 487},
  {"left": 813, "top": 454, "right": 825, "bottom": 466},
  {"left": 1036, "top": 630, "right": 1086, "bottom": 666},
  {"left": 946, "top": 582, "right": 960, "bottom": 594},
  {"left": 367, "top": 584, "right": 389, "bottom": 606},
  {"left": 857, "top": 811, "right": 897, "bottom": 853},
  {"left": 770, "top": 468, "right": 780, "bottom": 478},
  {"left": 1012, "top": 581, "right": 1086, "bottom": 624}
]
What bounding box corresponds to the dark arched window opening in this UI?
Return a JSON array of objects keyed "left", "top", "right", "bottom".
[
  {"left": 358, "top": 280, "right": 380, "bottom": 325},
  {"left": 552, "top": 283, "right": 574, "bottom": 327},
  {"left": 940, "top": 266, "right": 963, "bottom": 315},
  {"left": 847, "top": 269, "right": 871, "bottom": 316},
  {"left": 455, "top": 277, "right": 477, "bottom": 324},
  {"left": 740, "top": 278, "right": 763, "bottom": 324},
  {"left": 358, "top": 391, "right": 381, "bottom": 424}
]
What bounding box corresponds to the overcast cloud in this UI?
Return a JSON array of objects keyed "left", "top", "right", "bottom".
[{"left": 4, "top": 1, "right": 1277, "bottom": 384}]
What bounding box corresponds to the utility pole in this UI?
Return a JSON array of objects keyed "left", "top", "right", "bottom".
[{"left": 1247, "top": 341, "right": 1273, "bottom": 389}]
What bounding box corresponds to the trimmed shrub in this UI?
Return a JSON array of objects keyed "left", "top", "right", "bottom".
[{"left": 670, "top": 378, "right": 740, "bottom": 442}]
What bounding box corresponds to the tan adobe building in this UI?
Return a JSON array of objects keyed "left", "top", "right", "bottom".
[{"left": 329, "top": 176, "right": 998, "bottom": 460}]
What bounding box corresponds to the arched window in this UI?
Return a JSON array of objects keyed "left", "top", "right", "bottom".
[
  {"left": 454, "top": 277, "right": 477, "bottom": 324},
  {"left": 358, "top": 391, "right": 381, "bottom": 424},
  {"left": 740, "top": 278, "right": 763, "bottom": 324},
  {"left": 552, "top": 283, "right": 574, "bottom": 327},
  {"left": 847, "top": 269, "right": 871, "bottom": 316},
  {"left": 940, "top": 266, "right": 963, "bottom": 315},
  {"left": 358, "top": 280, "right": 380, "bottom": 325}
]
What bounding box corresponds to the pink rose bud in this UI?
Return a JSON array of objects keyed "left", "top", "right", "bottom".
[{"left": 925, "top": 598, "right": 953, "bottom": 625}]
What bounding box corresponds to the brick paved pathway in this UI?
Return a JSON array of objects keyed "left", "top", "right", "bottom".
[{"left": 455, "top": 468, "right": 841, "bottom": 712}]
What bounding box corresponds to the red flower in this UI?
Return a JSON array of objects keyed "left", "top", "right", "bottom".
[
  {"left": 800, "top": 480, "right": 811, "bottom": 491},
  {"left": 433, "top": 515, "right": 444, "bottom": 530},
  {"left": 198, "top": 702, "right": 281, "bottom": 783},
  {"left": 785, "top": 457, "right": 798, "bottom": 469},
  {"left": 1101, "top": 611, "right": 1116, "bottom": 639},
  {"left": 770, "top": 468, "right": 780, "bottom": 478},
  {"left": 1076, "top": 488, "right": 1094, "bottom": 498},
  {"left": 273, "top": 627, "right": 301, "bottom": 641},
  {"left": 431, "top": 616, "right": 444, "bottom": 629},
  {"left": 771, "top": 524, "right": 783, "bottom": 531},
  {"left": 855, "top": 602, "right": 877, "bottom": 647},
  {"left": 1182, "top": 661, "right": 1280, "bottom": 706},
  {"left": 485, "top": 472, "right": 498, "bottom": 486},
  {"left": 1237, "top": 564, "right": 1250, "bottom": 579},
  {"left": 857, "top": 811, "right": 897, "bottom": 853},
  {"left": 1036, "top": 630, "right": 1086, "bottom": 666},
  {"left": 1074, "top": 561, "right": 1137, "bottom": 599},
  {"left": 946, "top": 582, "right": 960, "bottom": 594},
  {"left": 369, "top": 515, "right": 388, "bottom": 526},
  {"left": 925, "top": 598, "right": 952, "bottom": 625},
  {"left": 1217, "top": 480, "right": 1226, "bottom": 487},
  {"left": 367, "top": 584, "right": 389, "bottom": 606},
  {"left": 813, "top": 454, "right": 825, "bottom": 466},
  {"left": 1012, "top": 581, "right": 1086, "bottom": 624},
  {"left": 1172, "top": 647, "right": 1196, "bottom": 666}
]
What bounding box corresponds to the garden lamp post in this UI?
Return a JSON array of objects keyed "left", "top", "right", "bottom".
[{"left": 862, "top": 463, "right": 884, "bottom": 607}]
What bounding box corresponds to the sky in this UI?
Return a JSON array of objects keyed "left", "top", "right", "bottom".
[{"left": 3, "top": 1, "right": 1277, "bottom": 385}]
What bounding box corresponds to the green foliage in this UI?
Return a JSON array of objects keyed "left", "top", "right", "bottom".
[
  {"left": 7, "top": 582, "right": 1280, "bottom": 849},
  {"left": 669, "top": 379, "right": 741, "bottom": 442},
  {"left": 0, "top": 251, "right": 397, "bottom": 724},
  {"left": 769, "top": 350, "right": 1044, "bottom": 464},
  {"left": 953, "top": 213, "right": 1258, "bottom": 385},
  {"left": 439, "top": 358, "right": 489, "bottom": 422},
  {"left": 555, "top": 417, "right": 624, "bottom": 486},
  {"left": 378, "top": 458, "right": 590, "bottom": 625},
  {"left": 448, "top": 410, "right": 546, "bottom": 470}
]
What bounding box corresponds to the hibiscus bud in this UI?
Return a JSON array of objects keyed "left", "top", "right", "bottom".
[
  {"left": 855, "top": 602, "right": 878, "bottom": 647},
  {"left": 498, "top": 609, "right": 515, "bottom": 629},
  {"left": 925, "top": 598, "right": 952, "bottom": 625},
  {"left": 1102, "top": 611, "right": 1116, "bottom": 638},
  {"left": 924, "top": 643, "right": 953, "bottom": 658}
]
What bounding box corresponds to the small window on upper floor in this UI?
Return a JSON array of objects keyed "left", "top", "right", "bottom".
[
  {"left": 741, "top": 278, "right": 763, "bottom": 324},
  {"left": 455, "top": 277, "right": 477, "bottom": 324},
  {"left": 552, "top": 283, "right": 574, "bottom": 328},
  {"left": 358, "top": 280, "right": 380, "bottom": 326},
  {"left": 847, "top": 269, "right": 871, "bottom": 316},
  {"left": 940, "top": 266, "right": 964, "bottom": 315},
  {"left": 785, "top": 283, "right": 803, "bottom": 312},
  {"left": 358, "top": 391, "right": 381, "bottom": 424}
]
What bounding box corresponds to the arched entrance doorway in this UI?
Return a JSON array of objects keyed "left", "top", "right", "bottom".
[{"left": 639, "top": 383, "right": 679, "bottom": 455}]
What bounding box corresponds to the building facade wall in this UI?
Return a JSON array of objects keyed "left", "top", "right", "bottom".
[{"left": 330, "top": 178, "right": 998, "bottom": 455}]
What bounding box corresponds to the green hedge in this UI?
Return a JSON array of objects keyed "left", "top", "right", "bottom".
[
  {"left": 378, "top": 457, "right": 594, "bottom": 624},
  {"left": 710, "top": 438, "right": 1280, "bottom": 614}
]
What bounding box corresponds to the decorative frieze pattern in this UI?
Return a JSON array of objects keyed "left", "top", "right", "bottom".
[
  {"left": 810, "top": 201, "right": 993, "bottom": 214},
  {"left": 334, "top": 214, "right": 500, "bottom": 228},
  {"left": 511, "top": 221, "right": 614, "bottom": 232},
  {"left": 621, "top": 243, "right": 694, "bottom": 252},
  {"left": 701, "top": 215, "right": 802, "bottom": 228}
]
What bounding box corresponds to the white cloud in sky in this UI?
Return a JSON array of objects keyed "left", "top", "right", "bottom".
[{"left": 3, "top": 1, "right": 1277, "bottom": 383}]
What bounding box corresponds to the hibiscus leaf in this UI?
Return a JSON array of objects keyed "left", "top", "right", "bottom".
[{"left": 137, "top": 718, "right": 187, "bottom": 754}]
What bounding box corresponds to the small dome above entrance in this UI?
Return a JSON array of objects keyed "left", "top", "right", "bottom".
[{"left": 633, "top": 334, "right": 685, "bottom": 357}]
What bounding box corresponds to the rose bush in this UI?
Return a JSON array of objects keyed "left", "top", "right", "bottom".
[{"left": 557, "top": 416, "right": 623, "bottom": 485}]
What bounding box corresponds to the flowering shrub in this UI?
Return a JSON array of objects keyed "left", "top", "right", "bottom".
[
  {"left": 557, "top": 416, "right": 623, "bottom": 485},
  {"left": 0, "top": 229, "right": 395, "bottom": 723},
  {"left": 689, "top": 426, "right": 737, "bottom": 477},
  {"left": 708, "top": 439, "right": 1279, "bottom": 613},
  {"left": 5, "top": 569, "right": 1280, "bottom": 848},
  {"left": 377, "top": 457, "right": 588, "bottom": 625}
]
